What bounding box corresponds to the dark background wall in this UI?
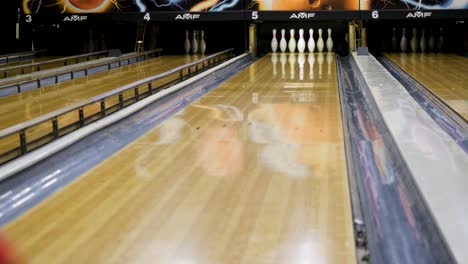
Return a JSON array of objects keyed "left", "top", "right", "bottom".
[
  {"left": 27, "top": 21, "right": 248, "bottom": 56},
  {"left": 0, "top": 0, "right": 20, "bottom": 54},
  {"left": 155, "top": 21, "right": 248, "bottom": 55},
  {"left": 367, "top": 19, "right": 468, "bottom": 55},
  {"left": 3, "top": 1, "right": 466, "bottom": 57},
  {"left": 31, "top": 22, "right": 137, "bottom": 55}
]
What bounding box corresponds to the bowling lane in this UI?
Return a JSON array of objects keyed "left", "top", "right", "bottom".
[
  {"left": 386, "top": 53, "right": 468, "bottom": 120},
  {"left": 4, "top": 53, "right": 356, "bottom": 264},
  {"left": 0, "top": 55, "right": 198, "bottom": 130}
]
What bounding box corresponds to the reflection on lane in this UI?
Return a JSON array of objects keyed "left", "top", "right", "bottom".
[
  {"left": 5, "top": 54, "right": 355, "bottom": 264},
  {"left": 273, "top": 52, "right": 334, "bottom": 80},
  {"left": 138, "top": 105, "right": 337, "bottom": 179},
  {"left": 142, "top": 54, "right": 341, "bottom": 181}
]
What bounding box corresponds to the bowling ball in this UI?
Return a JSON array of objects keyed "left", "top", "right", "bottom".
[
  {"left": 0, "top": 234, "right": 21, "bottom": 264},
  {"left": 68, "top": 0, "right": 105, "bottom": 10}
]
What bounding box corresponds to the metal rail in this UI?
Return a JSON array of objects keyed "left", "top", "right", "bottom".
[
  {"left": 0, "top": 50, "right": 116, "bottom": 79},
  {"left": 0, "top": 49, "right": 162, "bottom": 96},
  {"left": 0, "top": 48, "right": 234, "bottom": 165},
  {"left": 0, "top": 50, "right": 47, "bottom": 65}
]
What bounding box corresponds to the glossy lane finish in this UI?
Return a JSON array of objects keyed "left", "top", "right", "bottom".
[
  {"left": 386, "top": 53, "right": 468, "bottom": 120},
  {"left": 0, "top": 55, "right": 198, "bottom": 130},
  {"left": 4, "top": 53, "right": 356, "bottom": 264}
]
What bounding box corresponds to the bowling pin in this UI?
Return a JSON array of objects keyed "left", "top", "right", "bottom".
[
  {"left": 280, "top": 29, "right": 287, "bottom": 53},
  {"left": 297, "top": 29, "right": 306, "bottom": 53},
  {"left": 280, "top": 53, "right": 287, "bottom": 79},
  {"left": 191, "top": 30, "right": 198, "bottom": 54},
  {"left": 307, "top": 29, "right": 315, "bottom": 53},
  {"left": 326, "top": 28, "right": 333, "bottom": 52},
  {"left": 308, "top": 53, "right": 315, "bottom": 79},
  {"left": 199, "top": 30, "right": 206, "bottom": 54},
  {"left": 400, "top": 28, "right": 408, "bottom": 52},
  {"left": 271, "top": 29, "right": 278, "bottom": 52},
  {"left": 437, "top": 28, "right": 443, "bottom": 52},
  {"left": 428, "top": 29, "right": 435, "bottom": 52},
  {"left": 317, "top": 28, "right": 324, "bottom": 52},
  {"left": 184, "top": 30, "right": 191, "bottom": 54},
  {"left": 271, "top": 53, "right": 278, "bottom": 76},
  {"left": 288, "top": 29, "right": 296, "bottom": 53},
  {"left": 410, "top": 28, "right": 418, "bottom": 53},
  {"left": 288, "top": 53, "right": 296, "bottom": 79},
  {"left": 298, "top": 53, "right": 305, "bottom": 80},
  {"left": 317, "top": 52, "right": 324, "bottom": 78},
  {"left": 420, "top": 28, "right": 426, "bottom": 53},
  {"left": 391, "top": 28, "right": 398, "bottom": 51}
]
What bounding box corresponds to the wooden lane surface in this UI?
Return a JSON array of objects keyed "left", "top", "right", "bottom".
[
  {"left": 386, "top": 53, "right": 468, "bottom": 120},
  {"left": 4, "top": 53, "right": 356, "bottom": 264}
]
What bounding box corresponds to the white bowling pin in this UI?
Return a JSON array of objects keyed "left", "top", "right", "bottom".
[
  {"left": 420, "top": 29, "right": 426, "bottom": 53},
  {"left": 308, "top": 53, "right": 315, "bottom": 79},
  {"left": 437, "top": 28, "right": 443, "bottom": 52},
  {"left": 280, "top": 29, "right": 287, "bottom": 53},
  {"left": 271, "top": 29, "right": 278, "bottom": 52},
  {"left": 428, "top": 29, "right": 435, "bottom": 52},
  {"left": 298, "top": 54, "right": 305, "bottom": 80},
  {"left": 199, "top": 30, "right": 206, "bottom": 54},
  {"left": 391, "top": 28, "right": 397, "bottom": 51},
  {"left": 410, "top": 28, "right": 418, "bottom": 53},
  {"left": 184, "top": 30, "right": 191, "bottom": 54},
  {"left": 297, "top": 29, "right": 306, "bottom": 53},
  {"left": 317, "top": 28, "right": 324, "bottom": 52},
  {"left": 288, "top": 29, "right": 296, "bottom": 53},
  {"left": 307, "top": 29, "right": 315, "bottom": 53},
  {"left": 317, "top": 52, "right": 324, "bottom": 78},
  {"left": 191, "top": 30, "right": 198, "bottom": 54},
  {"left": 271, "top": 53, "right": 278, "bottom": 76},
  {"left": 288, "top": 53, "right": 296, "bottom": 79},
  {"left": 280, "top": 53, "right": 287, "bottom": 79},
  {"left": 326, "top": 28, "right": 333, "bottom": 52},
  {"left": 400, "top": 28, "right": 408, "bottom": 52}
]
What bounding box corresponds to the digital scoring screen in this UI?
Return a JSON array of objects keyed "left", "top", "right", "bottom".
[
  {"left": 22, "top": 0, "right": 244, "bottom": 14},
  {"left": 364, "top": 0, "right": 467, "bottom": 10},
  {"left": 246, "top": 0, "right": 360, "bottom": 10}
]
